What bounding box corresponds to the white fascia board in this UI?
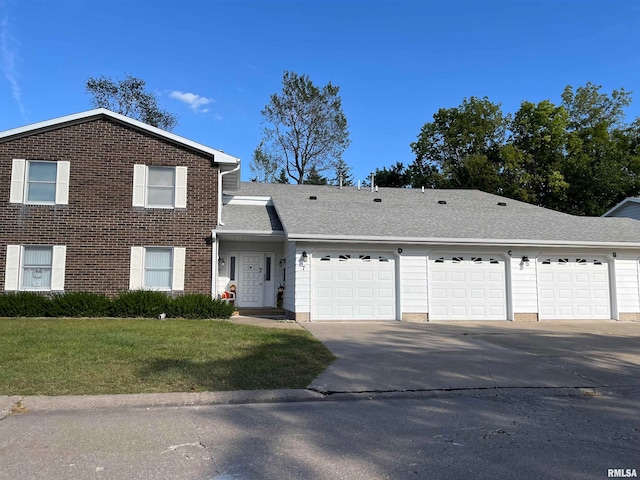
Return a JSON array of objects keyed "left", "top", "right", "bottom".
[
  {"left": 0, "top": 108, "right": 240, "bottom": 165},
  {"left": 216, "top": 230, "right": 285, "bottom": 237},
  {"left": 285, "top": 233, "right": 640, "bottom": 249},
  {"left": 601, "top": 198, "right": 640, "bottom": 217}
]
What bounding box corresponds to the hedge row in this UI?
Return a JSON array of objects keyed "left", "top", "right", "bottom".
[{"left": 0, "top": 291, "right": 235, "bottom": 319}]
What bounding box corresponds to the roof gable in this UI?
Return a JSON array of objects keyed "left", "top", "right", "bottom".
[{"left": 0, "top": 108, "right": 239, "bottom": 165}]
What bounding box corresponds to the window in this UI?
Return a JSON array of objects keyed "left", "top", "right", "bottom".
[
  {"left": 129, "top": 247, "right": 186, "bottom": 291},
  {"left": 265, "top": 257, "right": 272, "bottom": 282},
  {"left": 22, "top": 246, "right": 52, "bottom": 289},
  {"left": 4, "top": 245, "right": 66, "bottom": 291},
  {"left": 132, "top": 165, "right": 187, "bottom": 208},
  {"left": 144, "top": 248, "right": 173, "bottom": 289},
  {"left": 229, "top": 256, "right": 236, "bottom": 281},
  {"left": 9, "top": 159, "right": 70, "bottom": 205}
]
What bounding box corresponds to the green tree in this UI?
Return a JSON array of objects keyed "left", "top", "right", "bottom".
[
  {"left": 303, "top": 166, "right": 328, "bottom": 185},
  {"left": 255, "top": 71, "right": 351, "bottom": 184},
  {"left": 410, "top": 96, "right": 506, "bottom": 192},
  {"left": 332, "top": 158, "right": 354, "bottom": 186},
  {"left": 249, "top": 142, "right": 278, "bottom": 182},
  {"left": 374, "top": 162, "right": 409, "bottom": 188},
  {"left": 561, "top": 83, "right": 635, "bottom": 215},
  {"left": 506, "top": 99, "right": 570, "bottom": 210},
  {"left": 86, "top": 75, "right": 178, "bottom": 131}
]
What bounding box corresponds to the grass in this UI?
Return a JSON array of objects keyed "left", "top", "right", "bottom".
[{"left": 0, "top": 318, "right": 336, "bottom": 396}]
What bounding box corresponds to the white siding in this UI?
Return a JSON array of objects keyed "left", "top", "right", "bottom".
[
  {"left": 294, "top": 245, "right": 311, "bottom": 313},
  {"left": 614, "top": 257, "right": 640, "bottom": 313},
  {"left": 510, "top": 253, "right": 539, "bottom": 314},
  {"left": 283, "top": 242, "right": 296, "bottom": 313},
  {"left": 400, "top": 250, "right": 428, "bottom": 313}
]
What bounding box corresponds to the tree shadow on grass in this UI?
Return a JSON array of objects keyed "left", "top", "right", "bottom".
[{"left": 136, "top": 335, "right": 335, "bottom": 392}]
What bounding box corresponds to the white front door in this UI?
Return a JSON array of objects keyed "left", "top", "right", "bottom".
[
  {"left": 538, "top": 257, "right": 611, "bottom": 319},
  {"left": 238, "top": 254, "right": 265, "bottom": 308},
  {"left": 429, "top": 255, "right": 507, "bottom": 320}
]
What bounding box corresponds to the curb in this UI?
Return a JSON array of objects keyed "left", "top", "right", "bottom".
[{"left": 0, "top": 389, "right": 324, "bottom": 414}]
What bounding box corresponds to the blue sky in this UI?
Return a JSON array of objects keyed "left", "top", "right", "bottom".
[{"left": 1, "top": 0, "right": 639, "bottom": 183}]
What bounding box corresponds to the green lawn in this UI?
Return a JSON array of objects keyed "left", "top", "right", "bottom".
[{"left": 0, "top": 318, "right": 335, "bottom": 396}]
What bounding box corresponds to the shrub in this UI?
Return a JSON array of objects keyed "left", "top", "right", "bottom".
[
  {"left": 168, "top": 293, "right": 235, "bottom": 319},
  {"left": 110, "top": 290, "right": 171, "bottom": 318},
  {"left": 0, "top": 292, "right": 51, "bottom": 317},
  {"left": 48, "top": 292, "right": 111, "bottom": 317}
]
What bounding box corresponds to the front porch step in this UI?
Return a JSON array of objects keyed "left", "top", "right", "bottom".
[{"left": 233, "top": 308, "right": 286, "bottom": 317}]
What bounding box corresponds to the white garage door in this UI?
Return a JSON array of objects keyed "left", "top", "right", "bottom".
[
  {"left": 538, "top": 257, "right": 611, "bottom": 320},
  {"left": 429, "top": 255, "right": 507, "bottom": 320},
  {"left": 312, "top": 252, "right": 396, "bottom": 321}
]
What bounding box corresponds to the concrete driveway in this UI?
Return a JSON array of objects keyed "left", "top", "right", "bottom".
[{"left": 303, "top": 320, "right": 640, "bottom": 393}]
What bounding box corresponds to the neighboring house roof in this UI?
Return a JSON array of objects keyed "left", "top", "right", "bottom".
[
  {"left": 221, "top": 182, "right": 640, "bottom": 248},
  {"left": 602, "top": 197, "right": 640, "bottom": 219},
  {"left": 0, "top": 108, "right": 242, "bottom": 190}
]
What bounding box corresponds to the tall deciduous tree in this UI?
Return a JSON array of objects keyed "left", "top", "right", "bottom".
[
  {"left": 86, "top": 75, "right": 178, "bottom": 131},
  {"left": 410, "top": 96, "right": 506, "bottom": 191},
  {"left": 254, "top": 71, "right": 351, "bottom": 184}
]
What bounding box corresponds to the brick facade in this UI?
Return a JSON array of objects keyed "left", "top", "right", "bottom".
[{"left": 0, "top": 117, "right": 219, "bottom": 296}]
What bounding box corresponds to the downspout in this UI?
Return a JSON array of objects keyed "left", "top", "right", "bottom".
[
  {"left": 218, "top": 162, "right": 241, "bottom": 226},
  {"left": 211, "top": 229, "right": 218, "bottom": 298}
]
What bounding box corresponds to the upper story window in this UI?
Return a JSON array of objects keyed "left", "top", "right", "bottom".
[
  {"left": 9, "top": 159, "right": 70, "bottom": 205},
  {"left": 132, "top": 165, "right": 187, "bottom": 209},
  {"left": 4, "top": 245, "right": 67, "bottom": 291}
]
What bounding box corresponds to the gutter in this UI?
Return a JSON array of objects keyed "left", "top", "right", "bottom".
[{"left": 284, "top": 234, "right": 640, "bottom": 250}]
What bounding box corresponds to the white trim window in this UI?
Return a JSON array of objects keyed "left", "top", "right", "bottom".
[
  {"left": 4, "top": 245, "right": 67, "bottom": 291},
  {"left": 9, "top": 159, "right": 70, "bottom": 205},
  {"left": 132, "top": 165, "right": 187, "bottom": 208},
  {"left": 129, "top": 247, "right": 186, "bottom": 291}
]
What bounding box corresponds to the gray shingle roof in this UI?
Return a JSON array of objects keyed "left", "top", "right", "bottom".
[
  {"left": 221, "top": 182, "right": 640, "bottom": 247},
  {"left": 218, "top": 204, "right": 283, "bottom": 233}
]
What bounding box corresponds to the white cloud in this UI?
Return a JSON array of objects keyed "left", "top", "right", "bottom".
[
  {"left": 169, "top": 90, "right": 213, "bottom": 113},
  {"left": 0, "top": 14, "right": 26, "bottom": 120}
]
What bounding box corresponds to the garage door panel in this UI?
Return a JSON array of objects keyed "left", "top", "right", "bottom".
[
  {"left": 337, "top": 288, "right": 352, "bottom": 298},
  {"left": 377, "top": 271, "right": 393, "bottom": 281},
  {"left": 337, "top": 271, "right": 353, "bottom": 281},
  {"left": 470, "top": 289, "right": 485, "bottom": 299},
  {"left": 377, "top": 288, "right": 394, "bottom": 298},
  {"left": 313, "top": 252, "right": 396, "bottom": 320},
  {"left": 357, "top": 288, "right": 373, "bottom": 298},
  {"left": 538, "top": 257, "right": 611, "bottom": 320}
]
